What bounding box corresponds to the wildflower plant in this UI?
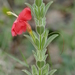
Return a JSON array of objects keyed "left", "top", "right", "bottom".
[{"left": 7, "top": 0, "right": 59, "bottom": 75}]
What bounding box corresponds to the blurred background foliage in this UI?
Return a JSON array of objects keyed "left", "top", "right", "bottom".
[{"left": 0, "top": 0, "right": 75, "bottom": 75}]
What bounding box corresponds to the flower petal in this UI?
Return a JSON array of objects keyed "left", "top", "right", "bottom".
[
  {"left": 11, "top": 20, "right": 27, "bottom": 36},
  {"left": 18, "top": 7, "right": 32, "bottom": 21},
  {"left": 11, "top": 21, "right": 17, "bottom": 36}
]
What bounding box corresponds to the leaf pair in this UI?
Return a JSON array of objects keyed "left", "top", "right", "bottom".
[
  {"left": 22, "top": 65, "right": 57, "bottom": 75},
  {"left": 25, "top": 1, "right": 53, "bottom": 18}
]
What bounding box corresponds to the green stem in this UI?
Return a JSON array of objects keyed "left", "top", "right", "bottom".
[
  {"left": 40, "top": 35, "right": 42, "bottom": 50},
  {"left": 39, "top": 69, "right": 42, "bottom": 75}
]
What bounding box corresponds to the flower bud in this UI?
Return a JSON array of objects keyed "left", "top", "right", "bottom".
[
  {"left": 7, "top": 11, "right": 12, "bottom": 15},
  {"left": 7, "top": 11, "right": 18, "bottom": 17}
]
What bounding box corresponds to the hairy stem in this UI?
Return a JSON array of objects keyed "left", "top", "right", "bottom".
[{"left": 40, "top": 35, "right": 42, "bottom": 50}]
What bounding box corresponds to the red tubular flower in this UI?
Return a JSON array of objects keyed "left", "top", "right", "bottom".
[
  {"left": 12, "top": 20, "right": 27, "bottom": 36},
  {"left": 11, "top": 7, "right": 32, "bottom": 36},
  {"left": 18, "top": 7, "right": 32, "bottom": 21}
]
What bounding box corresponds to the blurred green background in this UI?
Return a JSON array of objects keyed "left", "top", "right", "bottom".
[{"left": 0, "top": 0, "right": 75, "bottom": 75}]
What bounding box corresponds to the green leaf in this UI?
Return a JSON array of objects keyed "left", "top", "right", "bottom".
[
  {"left": 22, "top": 70, "right": 31, "bottom": 75},
  {"left": 41, "top": 36, "right": 45, "bottom": 48},
  {"left": 36, "top": 25, "right": 44, "bottom": 35},
  {"left": 33, "top": 31, "right": 38, "bottom": 38},
  {"left": 25, "top": 3, "right": 32, "bottom": 9},
  {"left": 49, "top": 69, "right": 57, "bottom": 75},
  {"left": 19, "top": 50, "right": 28, "bottom": 65},
  {"left": 45, "top": 1, "right": 53, "bottom": 15},
  {"left": 34, "top": 18, "right": 39, "bottom": 25},
  {"left": 44, "top": 34, "right": 58, "bottom": 48},
  {"left": 43, "top": 29, "right": 49, "bottom": 41},
  {"left": 38, "top": 7, "right": 41, "bottom": 17},
  {"left": 44, "top": 54, "right": 48, "bottom": 60},
  {"left": 34, "top": 8, "right": 39, "bottom": 18},
  {"left": 42, "top": 49, "right": 48, "bottom": 60},
  {"left": 35, "top": 0, "right": 42, "bottom": 7},
  {"left": 32, "top": 50, "right": 37, "bottom": 60},
  {"left": 24, "top": 34, "right": 37, "bottom": 50},
  {"left": 40, "top": 3, "right": 45, "bottom": 17},
  {"left": 42, "top": 49, "right": 47, "bottom": 56},
  {"left": 37, "top": 61, "right": 45, "bottom": 68},
  {"left": 35, "top": 37, "right": 39, "bottom": 48},
  {"left": 31, "top": 65, "right": 38, "bottom": 75},
  {"left": 7, "top": 54, "right": 29, "bottom": 67},
  {"left": 42, "top": 64, "right": 49, "bottom": 75}
]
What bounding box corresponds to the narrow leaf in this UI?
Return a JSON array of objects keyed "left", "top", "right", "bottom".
[
  {"left": 32, "top": 50, "right": 37, "bottom": 60},
  {"left": 34, "top": 8, "right": 39, "bottom": 19},
  {"left": 7, "top": 54, "right": 29, "bottom": 67},
  {"left": 33, "top": 31, "right": 38, "bottom": 38},
  {"left": 42, "top": 64, "right": 49, "bottom": 75},
  {"left": 25, "top": 3, "right": 32, "bottom": 11},
  {"left": 45, "top": 1, "right": 53, "bottom": 15},
  {"left": 49, "top": 69, "right": 57, "bottom": 75},
  {"left": 22, "top": 70, "right": 31, "bottom": 75},
  {"left": 19, "top": 50, "right": 28, "bottom": 65},
  {"left": 44, "top": 54, "right": 48, "bottom": 60},
  {"left": 35, "top": 37, "right": 39, "bottom": 48},
  {"left": 31, "top": 65, "right": 38, "bottom": 75},
  {"left": 44, "top": 34, "right": 58, "bottom": 48},
  {"left": 41, "top": 36, "right": 45, "bottom": 48},
  {"left": 40, "top": 3, "right": 45, "bottom": 17},
  {"left": 24, "top": 34, "right": 37, "bottom": 50}
]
